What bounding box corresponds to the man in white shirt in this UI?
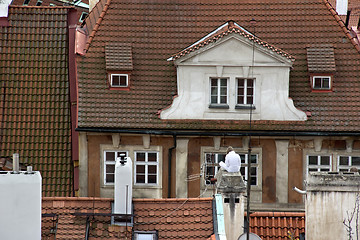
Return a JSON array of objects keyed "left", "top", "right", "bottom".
[{"left": 219, "top": 146, "right": 241, "bottom": 172}]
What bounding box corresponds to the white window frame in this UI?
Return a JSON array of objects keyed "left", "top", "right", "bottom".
[
  {"left": 236, "top": 78, "right": 255, "bottom": 105},
  {"left": 79, "top": 12, "right": 88, "bottom": 23},
  {"left": 312, "top": 76, "right": 331, "bottom": 90},
  {"left": 103, "top": 150, "right": 129, "bottom": 185},
  {"left": 201, "top": 146, "right": 262, "bottom": 202},
  {"left": 134, "top": 151, "right": 159, "bottom": 186},
  {"left": 338, "top": 156, "right": 360, "bottom": 172},
  {"left": 306, "top": 155, "right": 332, "bottom": 177},
  {"left": 110, "top": 74, "right": 129, "bottom": 87},
  {"left": 210, "top": 77, "right": 228, "bottom": 105},
  {"left": 133, "top": 231, "right": 158, "bottom": 240}
]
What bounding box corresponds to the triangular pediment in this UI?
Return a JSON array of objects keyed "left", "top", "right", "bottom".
[{"left": 169, "top": 21, "right": 294, "bottom": 67}]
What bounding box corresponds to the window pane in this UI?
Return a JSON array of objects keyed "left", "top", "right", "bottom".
[
  {"left": 136, "top": 165, "right": 145, "bottom": 174},
  {"left": 247, "top": 96, "right": 253, "bottom": 104},
  {"left": 247, "top": 88, "right": 253, "bottom": 95},
  {"left": 309, "top": 168, "right": 318, "bottom": 172},
  {"left": 250, "top": 177, "right": 256, "bottom": 185},
  {"left": 220, "top": 96, "right": 227, "bottom": 103},
  {"left": 240, "top": 155, "right": 246, "bottom": 164},
  {"left": 106, "top": 164, "right": 115, "bottom": 174},
  {"left": 106, "top": 152, "right": 115, "bottom": 161},
  {"left": 247, "top": 79, "right": 254, "bottom": 87},
  {"left": 240, "top": 167, "right": 246, "bottom": 176},
  {"left": 352, "top": 157, "right": 360, "bottom": 166},
  {"left": 237, "top": 96, "right": 244, "bottom": 104},
  {"left": 308, "top": 156, "right": 318, "bottom": 165},
  {"left": 218, "top": 154, "right": 226, "bottom": 162},
  {"left": 136, "top": 174, "right": 145, "bottom": 183},
  {"left": 220, "top": 87, "right": 227, "bottom": 95},
  {"left": 250, "top": 167, "right": 257, "bottom": 175},
  {"left": 148, "top": 165, "right": 157, "bottom": 174},
  {"left": 112, "top": 75, "right": 120, "bottom": 86},
  {"left": 250, "top": 155, "right": 257, "bottom": 164},
  {"left": 211, "top": 78, "right": 217, "bottom": 86},
  {"left": 137, "top": 152, "right": 145, "bottom": 162},
  {"left": 314, "top": 78, "right": 321, "bottom": 88},
  {"left": 120, "top": 75, "right": 127, "bottom": 86},
  {"left": 339, "top": 156, "right": 349, "bottom": 166},
  {"left": 211, "top": 87, "right": 217, "bottom": 95},
  {"left": 148, "top": 175, "right": 157, "bottom": 184},
  {"left": 148, "top": 153, "right": 157, "bottom": 162},
  {"left": 320, "top": 156, "right": 330, "bottom": 165},
  {"left": 320, "top": 168, "right": 330, "bottom": 172},
  {"left": 106, "top": 174, "right": 114, "bottom": 183},
  {"left": 323, "top": 78, "right": 330, "bottom": 88},
  {"left": 220, "top": 79, "right": 227, "bottom": 87},
  {"left": 238, "top": 87, "right": 244, "bottom": 95},
  {"left": 238, "top": 79, "right": 244, "bottom": 86},
  {"left": 211, "top": 96, "right": 217, "bottom": 104}
]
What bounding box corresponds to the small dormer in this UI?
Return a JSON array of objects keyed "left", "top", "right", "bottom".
[
  {"left": 161, "top": 20, "right": 307, "bottom": 121},
  {"left": 105, "top": 43, "right": 133, "bottom": 90},
  {"left": 306, "top": 44, "right": 336, "bottom": 92}
]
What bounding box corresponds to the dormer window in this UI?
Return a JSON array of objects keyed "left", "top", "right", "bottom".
[
  {"left": 307, "top": 45, "right": 335, "bottom": 92},
  {"left": 110, "top": 74, "right": 128, "bottom": 87},
  {"left": 210, "top": 77, "right": 228, "bottom": 108},
  {"left": 312, "top": 76, "right": 331, "bottom": 90},
  {"left": 105, "top": 43, "right": 133, "bottom": 90},
  {"left": 236, "top": 78, "right": 255, "bottom": 107}
]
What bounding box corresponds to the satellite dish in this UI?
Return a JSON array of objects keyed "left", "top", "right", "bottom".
[{"left": 238, "top": 232, "right": 262, "bottom": 240}]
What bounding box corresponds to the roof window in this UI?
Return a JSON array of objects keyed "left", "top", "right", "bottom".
[
  {"left": 110, "top": 74, "right": 128, "bottom": 88},
  {"left": 23, "top": 0, "right": 30, "bottom": 5},
  {"left": 79, "top": 12, "right": 88, "bottom": 23},
  {"left": 35, "top": 0, "right": 42, "bottom": 6}
]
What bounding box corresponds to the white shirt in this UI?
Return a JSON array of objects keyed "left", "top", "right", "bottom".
[{"left": 222, "top": 151, "right": 241, "bottom": 172}]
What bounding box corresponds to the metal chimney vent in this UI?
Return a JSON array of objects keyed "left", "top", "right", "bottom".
[{"left": 114, "top": 155, "right": 132, "bottom": 215}]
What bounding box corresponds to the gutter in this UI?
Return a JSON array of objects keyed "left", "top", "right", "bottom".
[
  {"left": 75, "top": 127, "right": 360, "bottom": 137},
  {"left": 214, "top": 194, "right": 227, "bottom": 240},
  {"left": 168, "top": 134, "right": 176, "bottom": 198}
]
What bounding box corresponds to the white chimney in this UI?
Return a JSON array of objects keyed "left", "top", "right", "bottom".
[
  {"left": 114, "top": 156, "right": 132, "bottom": 215},
  {"left": 0, "top": 0, "right": 12, "bottom": 17},
  {"left": 336, "top": 0, "right": 348, "bottom": 15},
  {"left": 0, "top": 171, "right": 42, "bottom": 240},
  {"left": 13, "top": 153, "right": 19, "bottom": 173}
]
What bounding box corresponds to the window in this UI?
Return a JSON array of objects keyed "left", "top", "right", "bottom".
[
  {"left": 204, "top": 152, "right": 258, "bottom": 186},
  {"left": 134, "top": 151, "right": 159, "bottom": 185},
  {"left": 307, "top": 155, "right": 332, "bottom": 176},
  {"left": 35, "top": 0, "right": 42, "bottom": 6},
  {"left": 79, "top": 12, "right": 88, "bottom": 23},
  {"left": 338, "top": 156, "right": 360, "bottom": 172},
  {"left": 110, "top": 74, "right": 128, "bottom": 87},
  {"left": 133, "top": 231, "right": 158, "bottom": 240},
  {"left": 237, "top": 78, "right": 255, "bottom": 105},
  {"left": 104, "top": 151, "right": 128, "bottom": 184},
  {"left": 210, "top": 78, "right": 228, "bottom": 106},
  {"left": 312, "top": 76, "right": 331, "bottom": 90},
  {"left": 23, "top": 0, "right": 30, "bottom": 5}
]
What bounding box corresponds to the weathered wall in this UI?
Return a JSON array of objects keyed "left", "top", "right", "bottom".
[{"left": 306, "top": 173, "right": 360, "bottom": 239}]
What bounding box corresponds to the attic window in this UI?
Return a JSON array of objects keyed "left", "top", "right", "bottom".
[
  {"left": 133, "top": 231, "right": 158, "bottom": 240},
  {"left": 110, "top": 74, "right": 128, "bottom": 87},
  {"left": 307, "top": 45, "right": 335, "bottom": 91},
  {"left": 312, "top": 76, "right": 331, "bottom": 90},
  {"left": 35, "top": 0, "right": 42, "bottom": 6},
  {"left": 23, "top": 0, "right": 30, "bottom": 5},
  {"left": 105, "top": 43, "right": 133, "bottom": 90}
]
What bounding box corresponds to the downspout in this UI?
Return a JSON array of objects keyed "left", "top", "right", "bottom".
[{"left": 168, "top": 134, "right": 176, "bottom": 198}]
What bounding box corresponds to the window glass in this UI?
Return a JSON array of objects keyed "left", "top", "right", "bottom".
[
  {"left": 210, "top": 78, "right": 228, "bottom": 104},
  {"left": 134, "top": 151, "right": 159, "bottom": 185},
  {"left": 312, "top": 76, "right": 331, "bottom": 90},
  {"left": 111, "top": 74, "right": 128, "bottom": 87},
  {"left": 104, "top": 151, "right": 128, "bottom": 184},
  {"left": 307, "top": 155, "right": 331, "bottom": 176},
  {"left": 237, "top": 78, "right": 255, "bottom": 105}
]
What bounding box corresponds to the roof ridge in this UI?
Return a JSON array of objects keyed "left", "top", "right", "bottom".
[
  {"left": 323, "top": 0, "right": 360, "bottom": 53},
  {"left": 85, "top": 0, "right": 111, "bottom": 52}
]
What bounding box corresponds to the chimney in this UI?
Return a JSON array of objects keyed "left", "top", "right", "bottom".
[
  {"left": 336, "top": 0, "right": 348, "bottom": 15},
  {"left": 13, "top": 153, "right": 19, "bottom": 173},
  {"left": 0, "top": 0, "right": 11, "bottom": 26},
  {"left": 215, "top": 169, "right": 246, "bottom": 240},
  {"left": 114, "top": 155, "right": 132, "bottom": 215}
]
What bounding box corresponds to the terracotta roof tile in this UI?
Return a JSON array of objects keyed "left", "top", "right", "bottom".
[
  {"left": 307, "top": 44, "right": 336, "bottom": 72},
  {"left": 105, "top": 43, "right": 133, "bottom": 70},
  {"left": 0, "top": 6, "right": 73, "bottom": 196},
  {"left": 42, "top": 197, "right": 306, "bottom": 239},
  {"left": 77, "top": 0, "right": 360, "bottom": 132}
]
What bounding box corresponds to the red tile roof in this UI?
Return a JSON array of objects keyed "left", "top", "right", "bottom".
[
  {"left": 249, "top": 212, "right": 305, "bottom": 240},
  {"left": 77, "top": 0, "right": 360, "bottom": 133},
  {"left": 42, "top": 197, "right": 305, "bottom": 239},
  {"left": 0, "top": 6, "right": 74, "bottom": 196}
]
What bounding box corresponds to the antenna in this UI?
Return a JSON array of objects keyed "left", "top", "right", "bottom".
[{"left": 246, "top": 17, "right": 256, "bottom": 240}]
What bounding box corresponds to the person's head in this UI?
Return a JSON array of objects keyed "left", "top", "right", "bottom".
[{"left": 226, "top": 146, "right": 234, "bottom": 154}]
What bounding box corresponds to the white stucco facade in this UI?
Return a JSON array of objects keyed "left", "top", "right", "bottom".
[{"left": 161, "top": 34, "right": 307, "bottom": 121}]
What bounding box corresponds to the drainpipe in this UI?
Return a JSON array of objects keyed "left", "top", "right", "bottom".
[{"left": 168, "top": 134, "right": 176, "bottom": 198}]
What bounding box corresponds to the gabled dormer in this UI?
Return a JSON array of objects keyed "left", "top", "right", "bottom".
[{"left": 161, "top": 21, "right": 307, "bottom": 121}]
